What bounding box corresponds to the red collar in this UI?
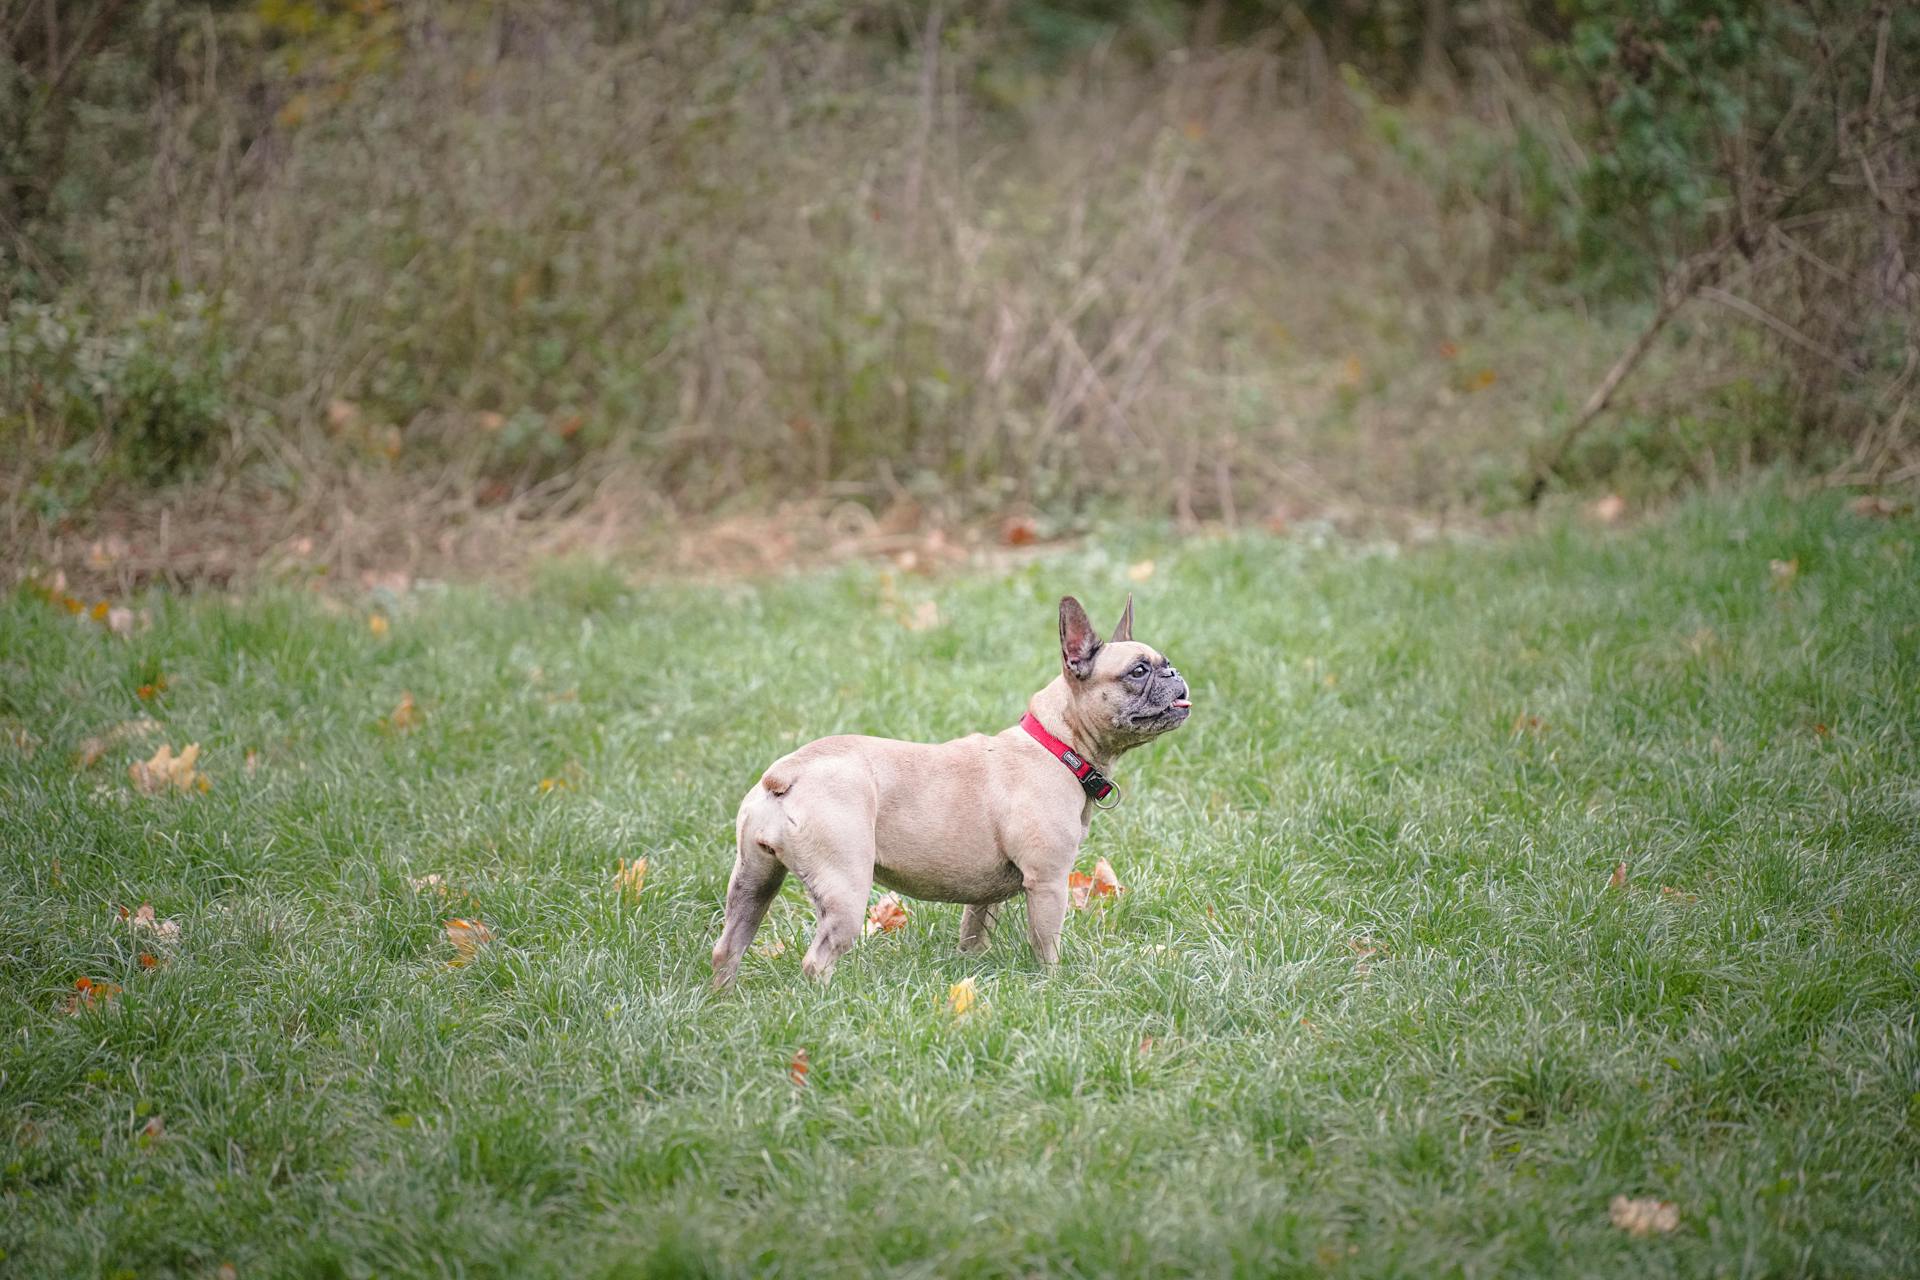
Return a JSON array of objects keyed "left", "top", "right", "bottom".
[{"left": 1019, "top": 711, "right": 1118, "bottom": 805}]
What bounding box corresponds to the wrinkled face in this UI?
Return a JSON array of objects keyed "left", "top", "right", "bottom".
[{"left": 1058, "top": 596, "right": 1191, "bottom": 745}]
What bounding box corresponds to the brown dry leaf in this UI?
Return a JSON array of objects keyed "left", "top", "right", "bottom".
[
  {"left": 135, "top": 675, "right": 169, "bottom": 702},
  {"left": 138, "top": 1115, "right": 165, "bottom": 1142},
  {"left": 76, "top": 717, "right": 162, "bottom": 768},
  {"left": 946, "top": 977, "right": 980, "bottom": 1019},
  {"left": 1609, "top": 1195, "right": 1679, "bottom": 1237},
  {"left": 128, "top": 903, "right": 182, "bottom": 942},
  {"left": 326, "top": 398, "right": 360, "bottom": 432},
  {"left": 1127, "top": 559, "right": 1156, "bottom": 582},
  {"left": 1591, "top": 493, "right": 1628, "bottom": 524},
  {"left": 1847, "top": 494, "right": 1901, "bottom": 519},
  {"left": 614, "top": 857, "right": 648, "bottom": 902},
  {"left": 753, "top": 937, "right": 788, "bottom": 959},
  {"left": 63, "top": 976, "right": 123, "bottom": 1014},
  {"left": 864, "top": 892, "right": 910, "bottom": 937},
  {"left": 900, "top": 600, "right": 941, "bottom": 631},
  {"left": 129, "top": 743, "right": 209, "bottom": 795},
  {"left": 384, "top": 692, "right": 421, "bottom": 733},
  {"left": 138, "top": 952, "right": 160, "bottom": 969},
  {"left": 1347, "top": 936, "right": 1385, "bottom": 961},
  {"left": 1511, "top": 713, "right": 1546, "bottom": 737},
  {"left": 409, "top": 873, "right": 450, "bottom": 896},
  {"left": 1659, "top": 885, "right": 1699, "bottom": 904},
  {"left": 788, "top": 1047, "right": 810, "bottom": 1088},
  {"left": 445, "top": 918, "right": 494, "bottom": 966},
  {"left": 1609, "top": 862, "right": 1628, "bottom": 890},
  {"left": 217, "top": 1263, "right": 239, "bottom": 1280},
  {"left": 1768, "top": 558, "right": 1799, "bottom": 589},
  {"left": 1000, "top": 516, "right": 1039, "bottom": 547},
  {"left": 1069, "top": 857, "right": 1125, "bottom": 910},
  {"left": 1339, "top": 355, "right": 1364, "bottom": 387},
  {"left": 244, "top": 749, "right": 260, "bottom": 775}
]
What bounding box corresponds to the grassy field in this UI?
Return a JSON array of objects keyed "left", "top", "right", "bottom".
[{"left": 3, "top": 485, "right": 1918, "bottom": 1279}]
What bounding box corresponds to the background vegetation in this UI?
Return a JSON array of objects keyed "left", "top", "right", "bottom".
[{"left": 2, "top": 1, "right": 1914, "bottom": 571}]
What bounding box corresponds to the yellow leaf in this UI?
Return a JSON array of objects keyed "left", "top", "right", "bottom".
[
  {"left": 539, "top": 776, "right": 569, "bottom": 794},
  {"left": 445, "top": 918, "right": 493, "bottom": 966},
  {"left": 368, "top": 614, "right": 390, "bottom": 637},
  {"left": 1465, "top": 367, "right": 1498, "bottom": 392},
  {"left": 946, "top": 977, "right": 979, "bottom": 1018},
  {"left": 1127, "top": 559, "right": 1156, "bottom": 583},
  {"left": 129, "top": 743, "right": 208, "bottom": 795},
  {"left": 614, "top": 857, "right": 648, "bottom": 901}
]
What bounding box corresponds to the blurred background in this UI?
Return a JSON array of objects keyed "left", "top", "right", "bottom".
[{"left": 2, "top": 0, "right": 1914, "bottom": 585}]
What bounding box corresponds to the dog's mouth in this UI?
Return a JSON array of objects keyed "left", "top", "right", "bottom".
[{"left": 1134, "top": 699, "right": 1192, "bottom": 726}]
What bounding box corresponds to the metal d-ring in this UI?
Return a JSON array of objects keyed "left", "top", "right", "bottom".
[{"left": 1093, "top": 781, "right": 1124, "bottom": 811}]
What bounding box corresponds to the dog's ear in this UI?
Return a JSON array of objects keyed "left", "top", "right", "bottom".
[
  {"left": 1111, "top": 593, "right": 1134, "bottom": 643},
  {"left": 1059, "top": 596, "right": 1101, "bottom": 680}
]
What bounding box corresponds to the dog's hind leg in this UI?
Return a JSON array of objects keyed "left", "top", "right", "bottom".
[
  {"left": 787, "top": 804, "right": 875, "bottom": 983},
  {"left": 957, "top": 902, "right": 1001, "bottom": 953},
  {"left": 711, "top": 821, "right": 788, "bottom": 989}
]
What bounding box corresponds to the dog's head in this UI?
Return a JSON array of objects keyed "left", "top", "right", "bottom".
[{"left": 1057, "top": 595, "right": 1190, "bottom": 745}]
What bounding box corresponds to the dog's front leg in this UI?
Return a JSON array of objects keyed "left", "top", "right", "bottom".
[{"left": 1022, "top": 873, "right": 1069, "bottom": 964}]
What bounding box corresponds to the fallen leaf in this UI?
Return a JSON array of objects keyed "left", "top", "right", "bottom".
[
  {"left": 1658, "top": 885, "right": 1699, "bottom": 904},
  {"left": 127, "top": 903, "right": 182, "bottom": 942},
  {"left": 1609, "top": 1195, "right": 1679, "bottom": 1237},
  {"left": 1347, "top": 936, "right": 1385, "bottom": 961},
  {"left": 139, "top": 1115, "right": 165, "bottom": 1142},
  {"left": 1591, "top": 493, "right": 1628, "bottom": 524},
  {"left": 1000, "top": 517, "right": 1038, "bottom": 547},
  {"left": 6, "top": 722, "right": 37, "bottom": 756},
  {"left": 63, "top": 976, "right": 122, "bottom": 1014},
  {"left": 1511, "top": 713, "right": 1546, "bottom": 737},
  {"left": 106, "top": 606, "right": 134, "bottom": 635},
  {"left": 445, "top": 918, "right": 493, "bottom": 966},
  {"left": 368, "top": 614, "right": 390, "bottom": 637},
  {"left": 326, "top": 398, "right": 360, "bottom": 432},
  {"left": 1068, "top": 856, "right": 1125, "bottom": 909},
  {"left": 1127, "top": 559, "right": 1156, "bottom": 582},
  {"left": 539, "top": 776, "right": 570, "bottom": 794},
  {"left": 1768, "top": 558, "right": 1799, "bottom": 589},
  {"left": 75, "top": 717, "right": 162, "bottom": 768},
  {"left": 1138, "top": 1035, "right": 1157, "bottom": 1053},
  {"left": 1609, "top": 862, "right": 1628, "bottom": 890},
  {"left": 946, "top": 977, "right": 980, "bottom": 1018},
  {"left": 1465, "top": 367, "right": 1498, "bottom": 392},
  {"left": 1339, "top": 355, "right": 1364, "bottom": 388},
  {"left": 138, "top": 952, "right": 159, "bottom": 969},
  {"left": 128, "top": 743, "right": 209, "bottom": 795},
  {"left": 1436, "top": 340, "right": 1459, "bottom": 359},
  {"left": 864, "top": 892, "right": 910, "bottom": 937},
  {"left": 244, "top": 749, "right": 259, "bottom": 774},
  {"left": 217, "top": 1263, "right": 238, "bottom": 1280},
  {"left": 135, "top": 674, "right": 168, "bottom": 701},
  {"left": 1847, "top": 494, "right": 1901, "bottom": 519},
  {"left": 614, "top": 858, "right": 648, "bottom": 901},
  {"left": 900, "top": 600, "right": 941, "bottom": 631},
  {"left": 788, "top": 1047, "right": 810, "bottom": 1087},
  {"left": 384, "top": 692, "right": 421, "bottom": 733},
  {"left": 753, "top": 938, "right": 788, "bottom": 959},
  {"left": 409, "top": 873, "right": 450, "bottom": 896}
]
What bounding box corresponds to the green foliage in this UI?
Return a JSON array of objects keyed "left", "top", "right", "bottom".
[{"left": 1, "top": 298, "right": 231, "bottom": 487}]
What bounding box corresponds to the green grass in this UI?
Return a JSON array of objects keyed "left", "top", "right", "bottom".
[{"left": 3, "top": 485, "right": 1918, "bottom": 1279}]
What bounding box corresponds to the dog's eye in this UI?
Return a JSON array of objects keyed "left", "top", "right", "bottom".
[{"left": 1130, "top": 663, "right": 1149, "bottom": 679}]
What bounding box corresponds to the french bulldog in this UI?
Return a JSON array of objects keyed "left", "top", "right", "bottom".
[{"left": 711, "top": 594, "right": 1190, "bottom": 984}]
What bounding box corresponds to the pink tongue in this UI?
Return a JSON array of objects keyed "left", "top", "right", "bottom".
[{"left": 1172, "top": 699, "right": 1191, "bottom": 708}]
